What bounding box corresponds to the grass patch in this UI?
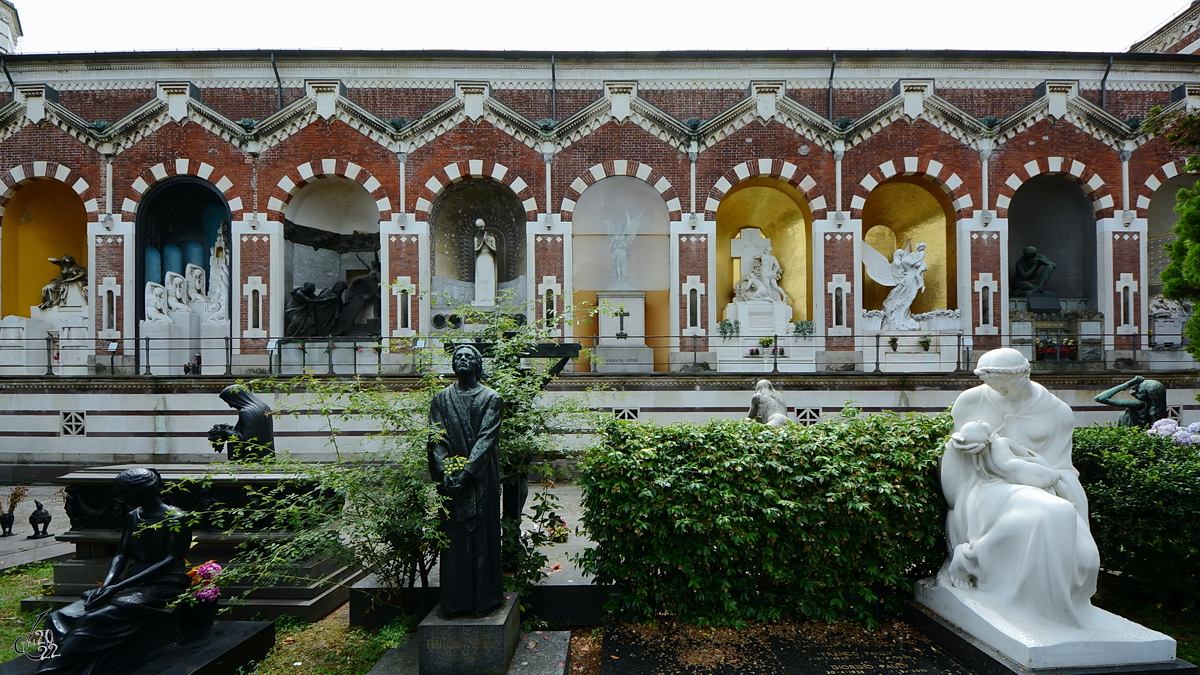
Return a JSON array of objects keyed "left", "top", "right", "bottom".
[
  {"left": 1094, "top": 574, "right": 1200, "bottom": 664},
  {"left": 243, "top": 605, "right": 414, "bottom": 675},
  {"left": 0, "top": 562, "right": 55, "bottom": 651}
]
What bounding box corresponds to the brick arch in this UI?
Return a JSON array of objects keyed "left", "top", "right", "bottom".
[
  {"left": 266, "top": 159, "right": 391, "bottom": 221},
  {"left": 993, "top": 157, "right": 1115, "bottom": 219},
  {"left": 703, "top": 159, "right": 827, "bottom": 220},
  {"left": 0, "top": 162, "right": 98, "bottom": 217},
  {"left": 559, "top": 161, "right": 681, "bottom": 221},
  {"left": 849, "top": 157, "right": 974, "bottom": 220},
  {"left": 1134, "top": 160, "right": 1199, "bottom": 217},
  {"left": 120, "top": 159, "right": 246, "bottom": 218},
  {"left": 414, "top": 161, "right": 537, "bottom": 221}
]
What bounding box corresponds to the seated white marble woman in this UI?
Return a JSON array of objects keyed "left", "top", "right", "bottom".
[{"left": 940, "top": 348, "right": 1101, "bottom": 630}]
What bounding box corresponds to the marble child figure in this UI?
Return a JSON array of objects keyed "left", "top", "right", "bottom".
[
  {"left": 428, "top": 344, "right": 504, "bottom": 616},
  {"left": 38, "top": 468, "right": 190, "bottom": 675},
  {"left": 951, "top": 420, "right": 1067, "bottom": 496}
]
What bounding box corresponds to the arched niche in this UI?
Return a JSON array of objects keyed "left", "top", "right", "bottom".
[
  {"left": 1007, "top": 175, "right": 1096, "bottom": 305},
  {"left": 429, "top": 178, "right": 527, "bottom": 308},
  {"left": 861, "top": 176, "right": 957, "bottom": 316},
  {"left": 284, "top": 176, "right": 381, "bottom": 304},
  {"left": 715, "top": 177, "right": 812, "bottom": 320},
  {"left": 571, "top": 175, "right": 671, "bottom": 370},
  {"left": 1, "top": 178, "right": 88, "bottom": 318},
  {"left": 1148, "top": 175, "right": 1198, "bottom": 297},
  {"left": 136, "top": 176, "right": 230, "bottom": 322}
]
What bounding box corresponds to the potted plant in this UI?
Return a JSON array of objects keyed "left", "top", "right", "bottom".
[
  {"left": 748, "top": 347, "right": 761, "bottom": 357},
  {"left": 758, "top": 336, "right": 775, "bottom": 349},
  {"left": 918, "top": 334, "right": 933, "bottom": 351},
  {"left": 179, "top": 559, "right": 223, "bottom": 632},
  {"left": 792, "top": 320, "right": 814, "bottom": 338},
  {"left": 771, "top": 346, "right": 786, "bottom": 357},
  {"left": 888, "top": 336, "right": 899, "bottom": 351},
  {"left": 0, "top": 485, "right": 27, "bottom": 537}
]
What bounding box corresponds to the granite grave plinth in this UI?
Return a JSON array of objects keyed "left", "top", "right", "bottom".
[{"left": 418, "top": 593, "right": 520, "bottom": 675}]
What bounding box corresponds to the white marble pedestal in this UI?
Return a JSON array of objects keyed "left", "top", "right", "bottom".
[
  {"left": 595, "top": 291, "right": 655, "bottom": 373},
  {"left": 915, "top": 577, "right": 1177, "bottom": 670}
]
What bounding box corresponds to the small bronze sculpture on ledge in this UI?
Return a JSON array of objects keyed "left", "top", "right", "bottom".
[
  {"left": 27, "top": 500, "right": 51, "bottom": 539},
  {"left": 1094, "top": 376, "right": 1168, "bottom": 428},
  {"left": 37, "top": 468, "right": 190, "bottom": 675}
]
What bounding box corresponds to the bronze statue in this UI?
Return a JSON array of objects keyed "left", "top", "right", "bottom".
[
  {"left": 1012, "top": 246, "right": 1057, "bottom": 296},
  {"left": 428, "top": 344, "right": 504, "bottom": 616},
  {"left": 1094, "top": 376, "right": 1168, "bottom": 428},
  {"left": 39, "top": 255, "right": 88, "bottom": 309},
  {"left": 27, "top": 500, "right": 51, "bottom": 539},
  {"left": 284, "top": 281, "right": 346, "bottom": 337},
  {"left": 38, "top": 468, "right": 190, "bottom": 675},
  {"left": 208, "top": 385, "right": 275, "bottom": 460}
]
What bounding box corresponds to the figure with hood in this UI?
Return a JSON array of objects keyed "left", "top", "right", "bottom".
[{"left": 209, "top": 384, "right": 274, "bottom": 460}]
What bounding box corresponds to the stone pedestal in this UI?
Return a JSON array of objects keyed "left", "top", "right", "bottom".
[
  {"left": 141, "top": 319, "right": 186, "bottom": 373},
  {"left": 595, "top": 291, "right": 655, "bottom": 373},
  {"left": 418, "top": 594, "right": 520, "bottom": 675},
  {"left": 200, "top": 321, "right": 231, "bottom": 374},
  {"left": 0, "top": 315, "right": 52, "bottom": 375},
  {"left": 723, "top": 300, "right": 792, "bottom": 340},
  {"left": 915, "top": 577, "right": 1177, "bottom": 670}
]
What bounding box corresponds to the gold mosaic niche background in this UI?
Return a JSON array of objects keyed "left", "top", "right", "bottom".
[
  {"left": 716, "top": 178, "right": 813, "bottom": 321},
  {"left": 1, "top": 179, "right": 87, "bottom": 318},
  {"left": 861, "top": 176, "right": 957, "bottom": 316}
]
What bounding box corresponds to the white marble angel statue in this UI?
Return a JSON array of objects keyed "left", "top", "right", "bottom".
[
  {"left": 144, "top": 282, "right": 173, "bottom": 324},
  {"left": 605, "top": 211, "right": 645, "bottom": 285},
  {"left": 164, "top": 272, "right": 191, "bottom": 313},
  {"left": 862, "top": 241, "right": 927, "bottom": 330}
]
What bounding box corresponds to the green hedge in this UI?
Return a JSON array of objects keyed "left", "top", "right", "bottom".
[
  {"left": 1074, "top": 425, "right": 1200, "bottom": 607},
  {"left": 577, "top": 410, "right": 951, "bottom": 626}
]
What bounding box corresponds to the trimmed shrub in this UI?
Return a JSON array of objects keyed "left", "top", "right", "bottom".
[
  {"left": 1074, "top": 425, "right": 1200, "bottom": 607},
  {"left": 577, "top": 409, "right": 951, "bottom": 626}
]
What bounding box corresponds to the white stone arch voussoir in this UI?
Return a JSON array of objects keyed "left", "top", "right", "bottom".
[
  {"left": 994, "top": 156, "right": 1114, "bottom": 217},
  {"left": 703, "top": 158, "right": 827, "bottom": 219},
  {"left": 559, "top": 160, "right": 681, "bottom": 221},
  {"left": 266, "top": 159, "right": 392, "bottom": 220},
  {"left": 414, "top": 160, "right": 538, "bottom": 220},
  {"left": 0, "top": 161, "right": 98, "bottom": 217},
  {"left": 1135, "top": 159, "right": 1200, "bottom": 216},
  {"left": 848, "top": 156, "right": 974, "bottom": 219},
  {"left": 120, "top": 159, "right": 246, "bottom": 217}
]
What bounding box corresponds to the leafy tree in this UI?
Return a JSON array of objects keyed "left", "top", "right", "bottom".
[
  {"left": 183, "top": 294, "right": 600, "bottom": 612},
  {"left": 1144, "top": 106, "right": 1200, "bottom": 359}
]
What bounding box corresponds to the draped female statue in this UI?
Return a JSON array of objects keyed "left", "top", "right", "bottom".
[
  {"left": 473, "top": 219, "right": 498, "bottom": 305},
  {"left": 38, "top": 468, "right": 190, "bottom": 675}
]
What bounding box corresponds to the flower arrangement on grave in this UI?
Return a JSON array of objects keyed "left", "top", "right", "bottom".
[
  {"left": 185, "top": 559, "right": 223, "bottom": 604},
  {"left": 747, "top": 347, "right": 761, "bottom": 357},
  {"left": 792, "top": 320, "right": 814, "bottom": 338},
  {"left": 888, "top": 336, "right": 899, "bottom": 351},
  {"left": 548, "top": 516, "right": 569, "bottom": 543},
  {"left": 758, "top": 336, "right": 775, "bottom": 348},
  {"left": 918, "top": 334, "right": 933, "bottom": 350},
  {"left": 5, "top": 485, "right": 27, "bottom": 515},
  {"left": 771, "top": 345, "right": 786, "bottom": 356}
]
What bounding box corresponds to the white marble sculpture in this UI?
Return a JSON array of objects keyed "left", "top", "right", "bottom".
[
  {"left": 164, "top": 272, "right": 190, "bottom": 313},
  {"left": 733, "top": 270, "right": 771, "bottom": 302},
  {"left": 1149, "top": 293, "right": 1192, "bottom": 318},
  {"left": 144, "top": 282, "right": 173, "bottom": 324},
  {"left": 605, "top": 211, "right": 644, "bottom": 285},
  {"left": 206, "top": 224, "right": 230, "bottom": 324},
  {"left": 754, "top": 245, "right": 787, "bottom": 302},
  {"left": 185, "top": 263, "right": 207, "bottom": 305},
  {"left": 862, "top": 242, "right": 927, "bottom": 331},
  {"left": 747, "top": 379, "right": 791, "bottom": 426},
  {"left": 916, "top": 348, "right": 1175, "bottom": 669},
  {"left": 473, "top": 218, "right": 497, "bottom": 306}
]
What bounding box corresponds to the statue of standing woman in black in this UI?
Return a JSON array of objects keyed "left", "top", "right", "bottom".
[
  {"left": 209, "top": 384, "right": 275, "bottom": 460},
  {"left": 38, "top": 468, "right": 190, "bottom": 675},
  {"left": 428, "top": 345, "right": 504, "bottom": 616}
]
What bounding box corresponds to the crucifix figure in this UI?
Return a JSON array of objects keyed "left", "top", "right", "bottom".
[{"left": 615, "top": 308, "right": 630, "bottom": 339}]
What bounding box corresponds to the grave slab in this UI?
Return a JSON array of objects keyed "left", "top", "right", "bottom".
[
  {"left": 366, "top": 631, "right": 569, "bottom": 675},
  {"left": 0, "top": 620, "right": 273, "bottom": 675}
]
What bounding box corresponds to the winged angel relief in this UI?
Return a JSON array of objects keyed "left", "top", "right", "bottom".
[
  {"left": 605, "top": 212, "right": 646, "bottom": 284},
  {"left": 862, "top": 240, "right": 928, "bottom": 331}
]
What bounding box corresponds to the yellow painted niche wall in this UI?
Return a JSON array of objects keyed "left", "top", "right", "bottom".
[
  {"left": 569, "top": 290, "right": 671, "bottom": 372},
  {"left": 1, "top": 179, "right": 88, "bottom": 318},
  {"left": 716, "top": 178, "right": 812, "bottom": 321},
  {"left": 861, "top": 176, "right": 957, "bottom": 316}
]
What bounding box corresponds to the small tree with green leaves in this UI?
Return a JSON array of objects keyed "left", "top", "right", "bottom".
[{"left": 189, "top": 294, "right": 601, "bottom": 610}]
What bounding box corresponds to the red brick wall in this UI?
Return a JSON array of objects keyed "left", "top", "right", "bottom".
[
  {"left": 202, "top": 87, "right": 304, "bottom": 121},
  {"left": 640, "top": 89, "right": 746, "bottom": 120},
  {"left": 937, "top": 88, "right": 1035, "bottom": 120},
  {"left": 93, "top": 235, "right": 126, "bottom": 352},
  {"left": 58, "top": 89, "right": 155, "bottom": 124},
  {"left": 970, "top": 230, "right": 1002, "bottom": 350},
  {"left": 533, "top": 233, "right": 565, "bottom": 330},
  {"left": 824, "top": 232, "right": 855, "bottom": 351},
  {"left": 347, "top": 87, "right": 454, "bottom": 122},
  {"left": 407, "top": 121, "right": 544, "bottom": 215},
  {"left": 1113, "top": 232, "right": 1142, "bottom": 350},
  {"left": 554, "top": 121, "right": 686, "bottom": 218},
  {"left": 0, "top": 125, "right": 104, "bottom": 209},
  {"left": 238, "top": 232, "right": 272, "bottom": 352},
  {"left": 491, "top": 88, "right": 602, "bottom": 121},
  {"left": 677, "top": 233, "right": 709, "bottom": 351},
  {"left": 699, "top": 121, "right": 834, "bottom": 218},
  {"left": 1131, "top": 136, "right": 1197, "bottom": 218},
  {"left": 991, "top": 118, "right": 1121, "bottom": 220},
  {"left": 387, "top": 232, "right": 421, "bottom": 334}
]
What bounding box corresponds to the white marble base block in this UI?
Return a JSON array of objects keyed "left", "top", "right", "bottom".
[
  {"left": 915, "top": 577, "right": 1176, "bottom": 670},
  {"left": 598, "top": 291, "right": 647, "bottom": 347},
  {"left": 593, "top": 346, "right": 655, "bottom": 373},
  {"left": 200, "top": 321, "right": 231, "bottom": 373}
]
